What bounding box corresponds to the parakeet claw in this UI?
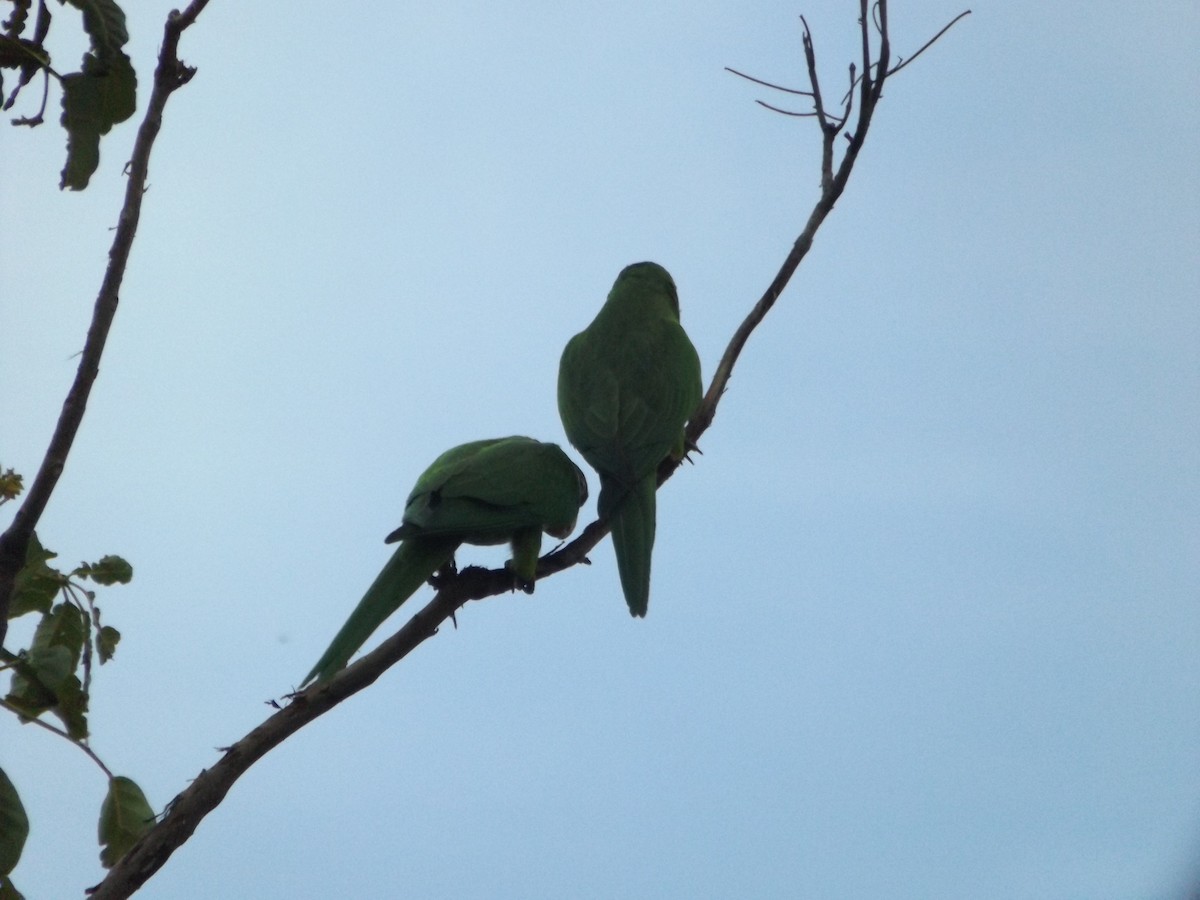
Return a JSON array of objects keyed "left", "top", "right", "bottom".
[
  {"left": 681, "top": 439, "right": 703, "bottom": 464},
  {"left": 428, "top": 558, "right": 458, "bottom": 590},
  {"left": 503, "top": 560, "right": 536, "bottom": 595}
]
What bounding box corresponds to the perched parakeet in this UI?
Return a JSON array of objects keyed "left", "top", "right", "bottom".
[
  {"left": 557, "top": 262, "right": 702, "bottom": 617},
  {"left": 302, "top": 436, "right": 587, "bottom": 685}
]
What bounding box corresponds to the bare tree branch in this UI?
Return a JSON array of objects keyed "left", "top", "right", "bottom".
[
  {"left": 87, "top": 3, "right": 967, "bottom": 895},
  {"left": 724, "top": 66, "right": 814, "bottom": 97},
  {"left": 0, "top": 0, "right": 211, "bottom": 648},
  {"left": 753, "top": 99, "right": 820, "bottom": 117},
  {"left": 726, "top": 8, "right": 969, "bottom": 124},
  {"left": 887, "top": 9, "right": 971, "bottom": 78}
]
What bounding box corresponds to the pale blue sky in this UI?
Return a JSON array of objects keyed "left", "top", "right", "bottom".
[{"left": 2, "top": 2, "right": 1198, "bottom": 898}]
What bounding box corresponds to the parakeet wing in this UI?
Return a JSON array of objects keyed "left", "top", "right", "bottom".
[
  {"left": 391, "top": 436, "right": 586, "bottom": 545},
  {"left": 559, "top": 315, "right": 701, "bottom": 500}
]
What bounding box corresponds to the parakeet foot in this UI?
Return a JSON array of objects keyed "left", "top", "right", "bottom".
[
  {"left": 504, "top": 560, "right": 536, "bottom": 595},
  {"left": 680, "top": 438, "right": 703, "bottom": 464},
  {"left": 428, "top": 558, "right": 458, "bottom": 590}
]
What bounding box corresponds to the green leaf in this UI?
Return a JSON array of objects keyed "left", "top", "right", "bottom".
[
  {"left": 62, "top": 0, "right": 128, "bottom": 58},
  {"left": 0, "top": 38, "right": 21, "bottom": 71},
  {"left": 2, "top": 1, "right": 33, "bottom": 40},
  {"left": 97, "top": 625, "right": 120, "bottom": 663},
  {"left": 30, "top": 604, "right": 85, "bottom": 680},
  {"left": 74, "top": 555, "right": 133, "bottom": 586},
  {"left": 3, "top": 663, "right": 55, "bottom": 718},
  {"left": 6, "top": 657, "right": 89, "bottom": 739},
  {"left": 85, "top": 50, "right": 134, "bottom": 121},
  {"left": 98, "top": 776, "right": 152, "bottom": 868},
  {"left": 0, "top": 875, "right": 26, "bottom": 900},
  {"left": 24, "top": 642, "right": 73, "bottom": 693},
  {"left": 0, "top": 768, "right": 29, "bottom": 877},
  {"left": 5, "top": 605, "right": 90, "bottom": 738},
  {"left": 9, "top": 534, "right": 64, "bottom": 619},
  {"left": 49, "top": 672, "right": 88, "bottom": 740},
  {"left": 59, "top": 50, "right": 136, "bottom": 190},
  {"left": 5, "top": 675, "right": 88, "bottom": 739}
]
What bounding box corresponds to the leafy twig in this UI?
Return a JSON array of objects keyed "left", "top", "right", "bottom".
[{"left": 0, "top": 0, "right": 208, "bottom": 648}]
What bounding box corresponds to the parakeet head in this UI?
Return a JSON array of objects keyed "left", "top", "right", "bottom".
[
  {"left": 612, "top": 261, "right": 680, "bottom": 319},
  {"left": 546, "top": 458, "right": 588, "bottom": 540}
]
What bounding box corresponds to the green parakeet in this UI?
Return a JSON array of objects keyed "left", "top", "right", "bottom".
[
  {"left": 302, "top": 436, "right": 587, "bottom": 685},
  {"left": 557, "top": 262, "right": 702, "bottom": 617}
]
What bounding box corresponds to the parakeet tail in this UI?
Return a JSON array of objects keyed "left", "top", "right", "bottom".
[
  {"left": 603, "top": 474, "right": 656, "bottom": 617},
  {"left": 302, "top": 536, "right": 459, "bottom": 685}
]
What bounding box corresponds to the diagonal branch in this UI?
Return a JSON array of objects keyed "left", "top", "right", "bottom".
[
  {"left": 0, "top": 0, "right": 211, "bottom": 649},
  {"left": 691, "top": 0, "right": 884, "bottom": 442},
  {"left": 89, "top": 3, "right": 966, "bottom": 896}
]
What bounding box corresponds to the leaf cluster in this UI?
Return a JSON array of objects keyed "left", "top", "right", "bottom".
[
  {"left": 5, "top": 534, "right": 126, "bottom": 732},
  {"left": 1, "top": 0, "right": 137, "bottom": 189},
  {"left": 0, "top": 474, "right": 148, "bottom": 894}
]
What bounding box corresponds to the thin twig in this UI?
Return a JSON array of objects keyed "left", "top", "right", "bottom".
[
  {"left": 756, "top": 100, "right": 818, "bottom": 117},
  {"left": 801, "top": 17, "right": 836, "bottom": 187},
  {"left": 839, "top": 7, "right": 970, "bottom": 105},
  {"left": 799, "top": 16, "right": 831, "bottom": 132},
  {"left": 0, "top": 697, "right": 114, "bottom": 778},
  {"left": 887, "top": 9, "right": 970, "bottom": 77},
  {"left": 731, "top": 8, "right": 967, "bottom": 128},
  {"left": 724, "top": 66, "right": 813, "bottom": 97}
]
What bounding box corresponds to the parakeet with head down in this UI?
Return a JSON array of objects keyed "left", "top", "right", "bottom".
[
  {"left": 557, "top": 262, "right": 702, "bottom": 617},
  {"left": 302, "top": 436, "right": 587, "bottom": 685}
]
